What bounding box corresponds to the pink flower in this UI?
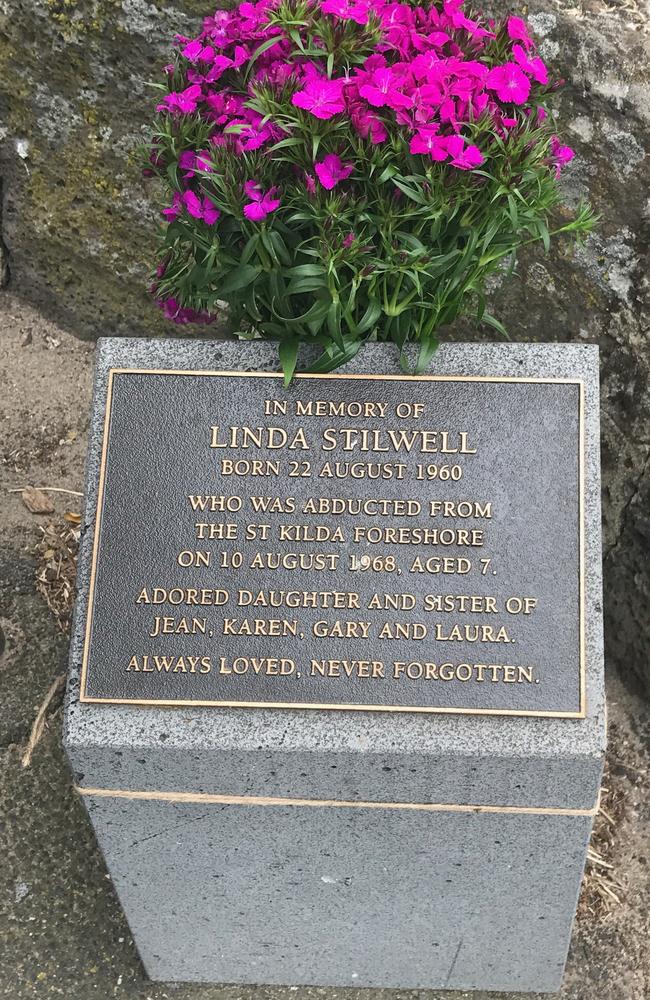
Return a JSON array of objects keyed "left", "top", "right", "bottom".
[
  {"left": 507, "top": 15, "right": 534, "bottom": 49},
  {"left": 438, "top": 96, "right": 459, "bottom": 128},
  {"left": 445, "top": 135, "right": 484, "bottom": 169},
  {"left": 359, "top": 67, "right": 411, "bottom": 110},
  {"left": 162, "top": 191, "right": 182, "bottom": 220},
  {"left": 292, "top": 77, "right": 346, "bottom": 119},
  {"left": 178, "top": 150, "right": 197, "bottom": 177},
  {"left": 314, "top": 154, "right": 354, "bottom": 189},
  {"left": 550, "top": 136, "right": 574, "bottom": 176},
  {"left": 364, "top": 114, "right": 388, "bottom": 144},
  {"left": 409, "top": 126, "right": 448, "bottom": 161},
  {"left": 379, "top": 2, "right": 415, "bottom": 35},
  {"left": 343, "top": 232, "right": 356, "bottom": 247},
  {"left": 231, "top": 45, "right": 250, "bottom": 68},
  {"left": 203, "top": 55, "right": 235, "bottom": 83},
  {"left": 205, "top": 92, "right": 244, "bottom": 122},
  {"left": 195, "top": 150, "right": 214, "bottom": 172},
  {"left": 410, "top": 130, "right": 484, "bottom": 170},
  {"left": 410, "top": 28, "right": 450, "bottom": 52},
  {"left": 181, "top": 39, "right": 203, "bottom": 61},
  {"left": 238, "top": 3, "right": 265, "bottom": 28},
  {"left": 182, "top": 190, "right": 220, "bottom": 225},
  {"left": 486, "top": 63, "right": 531, "bottom": 104},
  {"left": 305, "top": 173, "right": 317, "bottom": 194},
  {"left": 159, "top": 297, "right": 213, "bottom": 325},
  {"left": 349, "top": 99, "right": 388, "bottom": 144},
  {"left": 203, "top": 9, "right": 232, "bottom": 46},
  {"left": 409, "top": 51, "right": 442, "bottom": 82},
  {"left": 512, "top": 44, "right": 548, "bottom": 85},
  {"left": 472, "top": 91, "right": 490, "bottom": 117},
  {"left": 444, "top": 0, "right": 494, "bottom": 39},
  {"left": 255, "top": 58, "right": 296, "bottom": 87},
  {"left": 243, "top": 181, "right": 281, "bottom": 221},
  {"left": 321, "top": 0, "right": 371, "bottom": 24},
  {"left": 156, "top": 83, "right": 202, "bottom": 114},
  {"left": 182, "top": 190, "right": 203, "bottom": 219},
  {"left": 177, "top": 148, "right": 214, "bottom": 178},
  {"left": 228, "top": 113, "right": 276, "bottom": 152},
  {"left": 202, "top": 199, "right": 220, "bottom": 225},
  {"left": 181, "top": 39, "right": 217, "bottom": 63}
]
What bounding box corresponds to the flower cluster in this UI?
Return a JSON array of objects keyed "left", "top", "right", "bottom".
[{"left": 145, "top": 0, "right": 593, "bottom": 377}]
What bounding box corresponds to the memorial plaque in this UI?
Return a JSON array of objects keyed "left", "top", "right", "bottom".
[{"left": 80, "top": 369, "right": 585, "bottom": 717}]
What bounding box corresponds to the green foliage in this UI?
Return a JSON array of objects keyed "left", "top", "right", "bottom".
[{"left": 145, "top": 1, "right": 596, "bottom": 381}]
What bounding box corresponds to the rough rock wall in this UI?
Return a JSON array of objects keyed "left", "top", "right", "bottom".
[
  {"left": 466, "top": 6, "right": 650, "bottom": 698},
  {"left": 0, "top": 0, "right": 212, "bottom": 336},
  {"left": 0, "top": 0, "right": 649, "bottom": 693}
]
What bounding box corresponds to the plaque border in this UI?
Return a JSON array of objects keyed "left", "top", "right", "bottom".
[{"left": 79, "top": 370, "right": 586, "bottom": 719}]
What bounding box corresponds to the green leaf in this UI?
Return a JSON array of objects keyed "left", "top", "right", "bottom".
[
  {"left": 326, "top": 301, "right": 342, "bottom": 341},
  {"left": 538, "top": 220, "right": 551, "bottom": 254},
  {"left": 242, "top": 290, "right": 263, "bottom": 322},
  {"left": 357, "top": 299, "right": 381, "bottom": 333},
  {"left": 258, "top": 320, "right": 287, "bottom": 337},
  {"left": 270, "top": 296, "right": 332, "bottom": 328},
  {"left": 426, "top": 249, "right": 463, "bottom": 273},
  {"left": 223, "top": 122, "right": 248, "bottom": 135},
  {"left": 279, "top": 337, "right": 299, "bottom": 386},
  {"left": 217, "top": 265, "right": 261, "bottom": 297},
  {"left": 394, "top": 231, "right": 427, "bottom": 253},
  {"left": 507, "top": 194, "right": 519, "bottom": 229},
  {"left": 285, "top": 263, "right": 327, "bottom": 278},
  {"left": 415, "top": 334, "right": 439, "bottom": 373},
  {"left": 287, "top": 276, "right": 329, "bottom": 295},
  {"left": 240, "top": 234, "right": 260, "bottom": 266},
  {"left": 306, "top": 339, "right": 362, "bottom": 374},
  {"left": 481, "top": 312, "right": 510, "bottom": 340},
  {"left": 189, "top": 264, "right": 210, "bottom": 288},
  {"left": 245, "top": 34, "right": 284, "bottom": 77},
  {"left": 260, "top": 229, "right": 283, "bottom": 266},
  {"left": 164, "top": 221, "right": 187, "bottom": 244},
  {"left": 391, "top": 178, "right": 429, "bottom": 206},
  {"left": 377, "top": 165, "right": 398, "bottom": 183},
  {"left": 269, "top": 136, "right": 304, "bottom": 152}
]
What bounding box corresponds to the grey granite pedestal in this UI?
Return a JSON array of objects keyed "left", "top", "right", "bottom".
[{"left": 64, "top": 339, "right": 605, "bottom": 993}]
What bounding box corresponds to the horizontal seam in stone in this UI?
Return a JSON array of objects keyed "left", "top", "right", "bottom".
[{"left": 74, "top": 786, "right": 598, "bottom": 817}]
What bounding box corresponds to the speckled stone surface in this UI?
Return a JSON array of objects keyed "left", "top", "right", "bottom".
[
  {"left": 83, "top": 794, "right": 594, "bottom": 993},
  {"left": 63, "top": 339, "right": 605, "bottom": 992}
]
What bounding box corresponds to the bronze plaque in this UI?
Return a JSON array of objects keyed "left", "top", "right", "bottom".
[{"left": 80, "top": 369, "right": 585, "bottom": 717}]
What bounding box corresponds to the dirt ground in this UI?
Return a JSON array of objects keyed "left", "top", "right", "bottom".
[{"left": 0, "top": 289, "right": 648, "bottom": 999}]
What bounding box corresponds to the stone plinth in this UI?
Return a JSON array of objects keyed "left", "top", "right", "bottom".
[{"left": 64, "top": 339, "right": 605, "bottom": 992}]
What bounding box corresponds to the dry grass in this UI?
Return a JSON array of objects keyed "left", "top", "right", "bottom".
[
  {"left": 578, "top": 761, "right": 626, "bottom": 921},
  {"left": 16, "top": 513, "right": 81, "bottom": 767},
  {"left": 34, "top": 516, "right": 81, "bottom": 633},
  {"left": 21, "top": 673, "right": 67, "bottom": 768}
]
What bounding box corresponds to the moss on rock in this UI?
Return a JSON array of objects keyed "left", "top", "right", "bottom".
[{"left": 0, "top": 0, "right": 207, "bottom": 336}]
